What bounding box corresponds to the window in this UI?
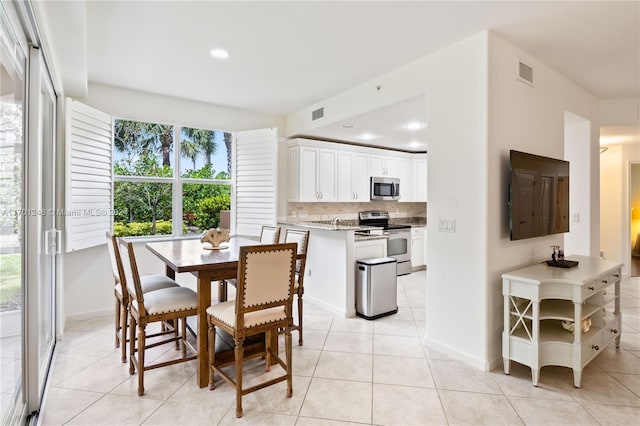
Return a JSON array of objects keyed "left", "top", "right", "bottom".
[{"left": 112, "top": 119, "right": 232, "bottom": 237}]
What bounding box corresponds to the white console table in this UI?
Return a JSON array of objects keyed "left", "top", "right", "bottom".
[{"left": 502, "top": 255, "right": 623, "bottom": 387}]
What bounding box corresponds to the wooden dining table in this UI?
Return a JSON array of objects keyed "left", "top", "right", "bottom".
[{"left": 145, "top": 236, "right": 264, "bottom": 388}]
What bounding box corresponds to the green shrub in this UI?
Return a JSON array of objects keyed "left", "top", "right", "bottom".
[
  {"left": 113, "top": 220, "right": 173, "bottom": 237},
  {"left": 194, "top": 194, "right": 231, "bottom": 231}
]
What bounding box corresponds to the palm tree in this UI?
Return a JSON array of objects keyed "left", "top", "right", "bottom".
[
  {"left": 180, "top": 132, "right": 200, "bottom": 170},
  {"left": 141, "top": 123, "right": 173, "bottom": 167},
  {"left": 223, "top": 132, "right": 232, "bottom": 174},
  {"left": 182, "top": 127, "right": 216, "bottom": 165}
]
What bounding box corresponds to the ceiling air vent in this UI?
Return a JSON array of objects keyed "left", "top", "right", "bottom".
[
  {"left": 311, "top": 107, "right": 324, "bottom": 121},
  {"left": 518, "top": 61, "right": 534, "bottom": 86}
]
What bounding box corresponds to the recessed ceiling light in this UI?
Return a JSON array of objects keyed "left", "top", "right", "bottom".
[
  {"left": 359, "top": 133, "right": 377, "bottom": 141},
  {"left": 408, "top": 141, "right": 424, "bottom": 148},
  {"left": 405, "top": 121, "right": 425, "bottom": 131},
  {"left": 209, "top": 48, "right": 229, "bottom": 59},
  {"left": 342, "top": 124, "right": 354, "bottom": 128}
]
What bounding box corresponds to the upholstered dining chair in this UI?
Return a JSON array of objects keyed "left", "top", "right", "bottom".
[
  {"left": 106, "top": 232, "right": 180, "bottom": 363},
  {"left": 206, "top": 242, "right": 297, "bottom": 418},
  {"left": 119, "top": 239, "right": 198, "bottom": 396},
  {"left": 260, "top": 225, "right": 281, "bottom": 243},
  {"left": 217, "top": 225, "right": 282, "bottom": 301},
  {"left": 283, "top": 229, "right": 310, "bottom": 346}
]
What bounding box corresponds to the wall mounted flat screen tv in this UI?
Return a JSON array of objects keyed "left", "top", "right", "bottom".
[{"left": 509, "top": 150, "right": 570, "bottom": 240}]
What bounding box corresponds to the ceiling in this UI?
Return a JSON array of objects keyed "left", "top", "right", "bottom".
[{"left": 40, "top": 1, "right": 639, "bottom": 151}]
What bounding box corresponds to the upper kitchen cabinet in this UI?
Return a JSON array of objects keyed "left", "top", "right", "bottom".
[
  {"left": 288, "top": 140, "right": 337, "bottom": 202},
  {"left": 370, "top": 154, "right": 399, "bottom": 178},
  {"left": 338, "top": 150, "right": 370, "bottom": 202},
  {"left": 397, "top": 158, "right": 414, "bottom": 202},
  {"left": 414, "top": 157, "right": 427, "bottom": 202}
]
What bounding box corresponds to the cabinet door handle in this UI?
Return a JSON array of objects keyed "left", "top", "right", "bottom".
[
  {"left": 610, "top": 329, "right": 618, "bottom": 334},
  {"left": 592, "top": 345, "right": 600, "bottom": 351},
  {"left": 602, "top": 280, "right": 608, "bottom": 284},
  {"left": 588, "top": 286, "right": 595, "bottom": 291},
  {"left": 613, "top": 274, "right": 620, "bottom": 278}
]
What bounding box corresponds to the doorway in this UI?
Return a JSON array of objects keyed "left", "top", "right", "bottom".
[{"left": 631, "top": 162, "right": 640, "bottom": 277}]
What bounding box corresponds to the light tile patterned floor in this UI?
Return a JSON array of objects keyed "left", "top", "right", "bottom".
[{"left": 38, "top": 272, "right": 640, "bottom": 425}]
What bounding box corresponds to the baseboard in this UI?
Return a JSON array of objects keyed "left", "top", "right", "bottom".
[
  {"left": 65, "top": 308, "right": 112, "bottom": 323},
  {"left": 303, "top": 295, "right": 351, "bottom": 318},
  {"left": 422, "top": 335, "right": 492, "bottom": 371}
]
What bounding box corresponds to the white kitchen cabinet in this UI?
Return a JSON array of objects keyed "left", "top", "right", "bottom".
[
  {"left": 398, "top": 158, "right": 415, "bottom": 202},
  {"left": 355, "top": 237, "right": 387, "bottom": 261},
  {"left": 414, "top": 158, "right": 427, "bottom": 202},
  {"left": 370, "top": 154, "right": 399, "bottom": 178},
  {"left": 502, "top": 256, "right": 622, "bottom": 387},
  {"left": 338, "top": 150, "right": 370, "bottom": 202},
  {"left": 410, "top": 227, "right": 425, "bottom": 268},
  {"left": 288, "top": 143, "right": 337, "bottom": 202}
]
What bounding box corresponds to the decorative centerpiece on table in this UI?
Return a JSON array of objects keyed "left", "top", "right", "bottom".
[{"left": 200, "top": 228, "right": 230, "bottom": 250}]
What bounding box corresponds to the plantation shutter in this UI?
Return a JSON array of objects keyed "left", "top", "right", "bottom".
[
  {"left": 234, "top": 128, "right": 278, "bottom": 237},
  {"left": 64, "top": 98, "right": 113, "bottom": 251}
]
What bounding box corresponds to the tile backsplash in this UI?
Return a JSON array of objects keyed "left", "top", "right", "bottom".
[{"left": 285, "top": 202, "right": 427, "bottom": 223}]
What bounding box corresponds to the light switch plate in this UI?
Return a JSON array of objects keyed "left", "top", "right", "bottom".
[{"left": 438, "top": 218, "right": 456, "bottom": 233}]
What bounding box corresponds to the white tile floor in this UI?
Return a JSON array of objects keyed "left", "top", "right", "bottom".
[{"left": 38, "top": 272, "right": 640, "bottom": 425}]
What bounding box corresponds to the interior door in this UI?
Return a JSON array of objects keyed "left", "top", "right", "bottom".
[{"left": 25, "top": 45, "right": 57, "bottom": 414}]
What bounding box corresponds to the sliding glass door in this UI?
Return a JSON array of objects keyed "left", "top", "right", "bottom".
[
  {"left": 26, "top": 45, "right": 57, "bottom": 413},
  {"left": 0, "top": 4, "right": 58, "bottom": 424},
  {"left": 0, "top": 8, "right": 27, "bottom": 424}
]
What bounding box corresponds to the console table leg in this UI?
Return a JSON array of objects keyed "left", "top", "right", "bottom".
[
  {"left": 532, "top": 368, "right": 539, "bottom": 387},
  {"left": 573, "top": 370, "right": 582, "bottom": 388},
  {"left": 503, "top": 357, "right": 510, "bottom": 375}
]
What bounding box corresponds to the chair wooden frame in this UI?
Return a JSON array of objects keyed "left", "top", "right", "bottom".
[
  {"left": 106, "top": 231, "right": 178, "bottom": 363},
  {"left": 106, "top": 231, "right": 129, "bottom": 362},
  {"left": 259, "top": 225, "right": 281, "bottom": 243},
  {"left": 207, "top": 242, "right": 297, "bottom": 418},
  {"left": 283, "top": 229, "right": 310, "bottom": 346},
  {"left": 119, "top": 239, "right": 198, "bottom": 396}
]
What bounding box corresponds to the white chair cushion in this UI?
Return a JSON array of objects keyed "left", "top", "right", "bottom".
[
  {"left": 206, "top": 301, "right": 287, "bottom": 328},
  {"left": 140, "top": 274, "right": 180, "bottom": 293},
  {"left": 133, "top": 287, "right": 197, "bottom": 315}
]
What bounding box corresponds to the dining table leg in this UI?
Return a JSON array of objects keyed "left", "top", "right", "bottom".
[{"left": 196, "top": 272, "right": 212, "bottom": 388}]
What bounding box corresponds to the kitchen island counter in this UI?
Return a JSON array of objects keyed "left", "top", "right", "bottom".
[{"left": 278, "top": 223, "right": 369, "bottom": 317}]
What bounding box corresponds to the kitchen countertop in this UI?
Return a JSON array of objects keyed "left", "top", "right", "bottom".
[
  {"left": 278, "top": 221, "right": 363, "bottom": 231},
  {"left": 280, "top": 217, "right": 426, "bottom": 230}
]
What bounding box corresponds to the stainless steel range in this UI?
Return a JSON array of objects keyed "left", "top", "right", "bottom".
[{"left": 359, "top": 211, "right": 412, "bottom": 276}]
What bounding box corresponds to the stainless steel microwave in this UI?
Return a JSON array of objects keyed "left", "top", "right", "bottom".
[{"left": 370, "top": 177, "right": 400, "bottom": 201}]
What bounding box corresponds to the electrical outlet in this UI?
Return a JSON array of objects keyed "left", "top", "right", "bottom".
[{"left": 572, "top": 213, "right": 580, "bottom": 223}]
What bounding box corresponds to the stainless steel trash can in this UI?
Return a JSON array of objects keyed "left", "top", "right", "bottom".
[{"left": 356, "top": 257, "right": 398, "bottom": 320}]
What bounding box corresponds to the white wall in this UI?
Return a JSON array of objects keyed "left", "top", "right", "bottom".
[
  {"left": 287, "top": 32, "right": 491, "bottom": 368},
  {"left": 564, "top": 113, "right": 592, "bottom": 255},
  {"left": 286, "top": 30, "right": 604, "bottom": 369},
  {"left": 486, "top": 33, "right": 600, "bottom": 367},
  {"left": 62, "top": 84, "right": 284, "bottom": 319}
]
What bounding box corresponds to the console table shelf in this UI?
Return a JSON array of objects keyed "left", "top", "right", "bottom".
[{"left": 502, "top": 255, "right": 622, "bottom": 387}]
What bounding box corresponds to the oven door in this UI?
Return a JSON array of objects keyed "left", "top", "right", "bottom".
[{"left": 386, "top": 230, "right": 411, "bottom": 275}]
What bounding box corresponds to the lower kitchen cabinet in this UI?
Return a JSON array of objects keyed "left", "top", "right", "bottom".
[
  {"left": 355, "top": 237, "right": 387, "bottom": 261},
  {"left": 411, "top": 227, "right": 425, "bottom": 269},
  {"left": 501, "top": 255, "right": 622, "bottom": 388}
]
